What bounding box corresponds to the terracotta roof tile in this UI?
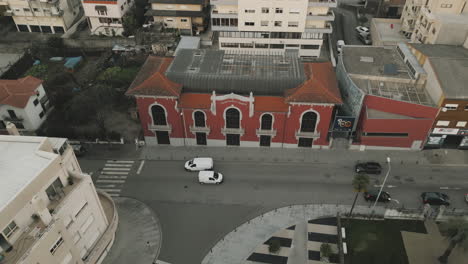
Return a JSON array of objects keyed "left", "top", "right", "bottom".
[
  {"left": 285, "top": 62, "right": 342, "bottom": 104},
  {"left": 0, "top": 76, "right": 42, "bottom": 108},
  {"left": 126, "top": 56, "right": 182, "bottom": 97},
  {"left": 255, "top": 96, "right": 289, "bottom": 112},
  {"left": 179, "top": 93, "right": 211, "bottom": 109}
]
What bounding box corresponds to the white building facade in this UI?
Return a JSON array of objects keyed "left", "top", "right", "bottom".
[
  {"left": 0, "top": 76, "right": 51, "bottom": 132},
  {"left": 3, "top": 0, "right": 82, "bottom": 33},
  {"left": 0, "top": 135, "right": 110, "bottom": 264},
  {"left": 211, "top": 0, "right": 336, "bottom": 57},
  {"left": 82, "top": 0, "right": 134, "bottom": 36}
]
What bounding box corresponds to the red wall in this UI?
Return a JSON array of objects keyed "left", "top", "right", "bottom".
[
  {"left": 136, "top": 96, "right": 184, "bottom": 138},
  {"left": 357, "top": 96, "right": 438, "bottom": 148}
]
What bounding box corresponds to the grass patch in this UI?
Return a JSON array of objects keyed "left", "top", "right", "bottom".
[{"left": 344, "top": 219, "right": 426, "bottom": 264}]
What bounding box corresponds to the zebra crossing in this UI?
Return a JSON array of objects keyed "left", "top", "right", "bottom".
[{"left": 95, "top": 160, "right": 135, "bottom": 197}]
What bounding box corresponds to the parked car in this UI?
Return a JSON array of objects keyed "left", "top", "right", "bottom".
[
  {"left": 185, "top": 157, "right": 214, "bottom": 171},
  {"left": 355, "top": 26, "right": 370, "bottom": 35},
  {"left": 364, "top": 189, "right": 391, "bottom": 202},
  {"left": 70, "top": 143, "right": 87, "bottom": 157},
  {"left": 358, "top": 33, "right": 372, "bottom": 45},
  {"left": 198, "top": 171, "right": 223, "bottom": 184},
  {"left": 421, "top": 192, "right": 450, "bottom": 206},
  {"left": 355, "top": 162, "right": 382, "bottom": 174},
  {"left": 337, "top": 40, "right": 345, "bottom": 54}
]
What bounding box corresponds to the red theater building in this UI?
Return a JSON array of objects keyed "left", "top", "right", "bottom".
[
  {"left": 126, "top": 50, "right": 342, "bottom": 148},
  {"left": 336, "top": 44, "right": 439, "bottom": 150}
]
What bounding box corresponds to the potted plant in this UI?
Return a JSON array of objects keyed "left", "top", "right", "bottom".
[
  {"left": 268, "top": 239, "right": 281, "bottom": 254},
  {"left": 320, "top": 243, "right": 333, "bottom": 262}
]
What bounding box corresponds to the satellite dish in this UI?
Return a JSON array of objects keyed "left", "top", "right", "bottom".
[{"left": 442, "top": 107, "right": 447, "bottom": 112}]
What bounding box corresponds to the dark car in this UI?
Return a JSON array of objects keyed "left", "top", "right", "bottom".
[
  {"left": 71, "top": 144, "right": 87, "bottom": 157},
  {"left": 355, "top": 162, "right": 382, "bottom": 174},
  {"left": 364, "top": 189, "right": 391, "bottom": 202},
  {"left": 421, "top": 192, "right": 450, "bottom": 206}
]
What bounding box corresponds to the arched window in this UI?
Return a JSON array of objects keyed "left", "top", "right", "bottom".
[
  {"left": 151, "top": 105, "right": 167, "bottom": 126},
  {"left": 225, "top": 108, "right": 240, "bottom": 129},
  {"left": 300, "top": 112, "right": 317, "bottom": 132},
  {"left": 260, "top": 114, "right": 273, "bottom": 130},
  {"left": 194, "top": 111, "right": 206, "bottom": 127}
]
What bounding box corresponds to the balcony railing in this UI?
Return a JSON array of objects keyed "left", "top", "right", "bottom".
[
  {"left": 221, "top": 127, "right": 245, "bottom": 135},
  {"left": 307, "top": 10, "right": 335, "bottom": 21},
  {"left": 256, "top": 129, "right": 277, "bottom": 137},
  {"left": 47, "top": 176, "right": 82, "bottom": 214},
  {"left": 190, "top": 125, "right": 210, "bottom": 133},
  {"left": 304, "top": 23, "right": 333, "bottom": 33},
  {"left": 148, "top": 124, "right": 172, "bottom": 131}
]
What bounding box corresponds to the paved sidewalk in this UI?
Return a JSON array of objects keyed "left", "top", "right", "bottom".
[
  {"left": 202, "top": 204, "right": 383, "bottom": 264},
  {"left": 102, "top": 197, "right": 162, "bottom": 264},
  {"left": 141, "top": 146, "right": 468, "bottom": 166}
]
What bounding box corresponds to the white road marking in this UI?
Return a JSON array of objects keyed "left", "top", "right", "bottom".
[
  {"left": 107, "top": 160, "right": 135, "bottom": 164},
  {"left": 137, "top": 160, "right": 145, "bottom": 175},
  {"left": 105, "top": 164, "right": 133, "bottom": 167},
  {"left": 98, "top": 188, "right": 121, "bottom": 193},
  {"left": 101, "top": 171, "right": 129, "bottom": 175},
  {"left": 440, "top": 187, "right": 450, "bottom": 190},
  {"left": 97, "top": 180, "right": 125, "bottom": 183},
  {"left": 103, "top": 167, "right": 131, "bottom": 171},
  {"left": 387, "top": 185, "right": 397, "bottom": 188},
  {"left": 98, "top": 175, "right": 127, "bottom": 179},
  {"left": 96, "top": 184, "right": 117, "bottom": 188}
]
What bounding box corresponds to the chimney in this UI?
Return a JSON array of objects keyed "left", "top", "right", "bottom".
[{"left": 6, "top": 122, "right": 20, "bottom": 136}]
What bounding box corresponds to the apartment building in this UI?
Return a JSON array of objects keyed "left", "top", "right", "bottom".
[
  {"left": 400, "top": 0, "right": 468, "bottom": 44},
  {"left": 3, "top": 0, "right": 82, "bottom": 34},
  {"left": 0, "top": 76, "right": 51, "bottom": 132},
  {"left": 82, "top": 0, "right": 133, "bottom": 36},
  {"left": 145, "top": 0, "right": 209, "bottom": 35},
  {"left": 211, "top": 0, "right": 336, "bottom": 57},
  {"left": 0, "top": 135, "right": 111, "bottom": 263}
]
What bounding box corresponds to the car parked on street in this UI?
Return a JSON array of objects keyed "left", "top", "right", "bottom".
[
  {"left": 358, "top": 33, "right": 372, "bottom": 45},
  {"left": 337, "top": 40, "right": 345, "bottom": 54},
  {"left": 185, "top": 157, "right": 214, "bottom": 171},
  {"left": 355, "top": 162, "right": 382, "bottom": 174},
  {"left": 364, "top": 189, "right": 391, "bottom": 202},
  {"left": 198, "top": 171, "right": 223, "bottom": 184},
  {"left": 421, "top": 192, "right": 450, "bottom": 206},
  {"left": 355, "top": 26, "right": 370, "bottom": 35},
  {"left": 70, "top": 143, "right": 87, "bottom": 157}
]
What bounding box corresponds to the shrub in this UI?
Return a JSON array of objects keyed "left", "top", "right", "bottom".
[
  {"left": 268, "top": 239, "right": 281, "bottom": 254},
  {"left": 320, "top": 243, "right": 333, "bottom": 258},
  {"left": 24, "top": 65, "right": 48, "bottom": 80}
]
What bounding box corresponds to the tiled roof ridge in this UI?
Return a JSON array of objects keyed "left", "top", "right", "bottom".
[{"left": 0, "top": 76, "right": 42, "bottom": 108}]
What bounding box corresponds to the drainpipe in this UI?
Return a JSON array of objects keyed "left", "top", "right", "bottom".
[{"left": 181, "top": 111, "right": 187, "bottom": 146}]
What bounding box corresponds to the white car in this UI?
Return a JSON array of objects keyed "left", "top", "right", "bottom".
[
  {"left": 337, "top": 40, "right": 345, "bottom": 54},
  {"left": 355, "top": 26, "right": 370, "bottom": 35},
  {"left": 198, "top": 171, "right": 223, "bottom": 184},
  {"left": 185, "top": 157, "right": 214, "bottom": 171}
]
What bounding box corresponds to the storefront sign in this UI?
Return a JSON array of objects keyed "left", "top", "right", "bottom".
[
  {"left": 458, "top": 129, "right": 468, "bottom": 136},
  {"left": 332, "top": 116, "right": 355, "bottom": 132},
  {"left": 432, "top": 128, "right": 459, "bottom": 135}
]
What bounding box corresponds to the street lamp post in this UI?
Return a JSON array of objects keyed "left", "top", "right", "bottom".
[{"left": 371, "top": 157, "right": 391, "bottom": 213}]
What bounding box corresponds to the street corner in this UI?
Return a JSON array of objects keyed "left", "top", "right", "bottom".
[{"left": 102, "top": 197, "right": 162, "bottom": 264}]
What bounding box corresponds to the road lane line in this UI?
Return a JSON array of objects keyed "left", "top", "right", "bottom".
[
  {"left": 97, "top": 180, "right": 125, "bottom": 183},
  {"left": 98, "top": 175, "right": 127, "bottom": 179},
  {"left": 107, "top": 160, "right": 135, "bottom": 164},
  {"left": 96, "top": 184, "right": 118, "bottom": 188},
  {"left": 101, "top": 171, "right": 129, "bottom": 175},
  {"left": 103, "top": 167, "right": 131, "bottom": 171},
  {"left": 98, "top": 188, "right": 121, "bottom": 193},
  {"left": 137, "top": 160, "right": 145, "bottom": 175},
  {"left": 104, "top": 164, "right": 133, "bottom": 167}
]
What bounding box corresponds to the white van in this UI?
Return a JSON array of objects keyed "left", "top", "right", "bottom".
[
  {"left": 184, "top": 157, "right": 214, "bottom": 171},
  {"left": 198, "top": 171, "right": 223, "bottom": 184}
]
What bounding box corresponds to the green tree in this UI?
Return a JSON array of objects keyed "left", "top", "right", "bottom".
[
  {"left": 24, "top": 65, "right": 49, "bottom": 80},
  {"left": 122, "top": 9, "right": 138, "bottom": 36},
  {"left": 438, "top": 217, "right": 468, "bottom": 263},
  {"left": 320, "top": 243, "right": 333, "bottom": 259},
  {"left": 348, "top": 174, "right": 370, "bottom": 217},
  {"left": 47, "top": 36, "right": 64, "bottom": 50}
]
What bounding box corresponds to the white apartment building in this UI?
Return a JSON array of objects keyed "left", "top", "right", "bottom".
[
  {"left": 0, "top": 76, "right": 51, "bottom": 132},
  {"left": 400, "top": 0, "right": 468, "bottom": 44},
  {"left": 210, "top": 0, "right": 336, "bottom": 57},
  {"left": 3, "top": 0, "right": 82, "bottom": 34},
  {"left": 0, "top": 135, "right": 110, "bottom": 264},
  {"left": 82, "top": 0, "right": 134, "bottom": 36}
]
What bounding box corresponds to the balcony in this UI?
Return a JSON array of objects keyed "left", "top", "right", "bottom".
[
  {"left": 256, "top": 129, "right": 277, "bottom": 137},
  {"left": 47, "top": 176, "right": 82, "bottom": 214},
  {"left": 221, "top": 127, "right": 245, "bottom": 135},
  {"left": 304, "top": 23, "right": 333, "bottom": 33},
  {"left": 189, "top": 125, "right": 210, "bottom": 133},
  {"left": 148, "top": 124, "right": 172, "bottom": 131},
  {"left": 211, "top": 9, "right": 238, "bottom": 18},
  {"left": 308, "top": 0, "right": 337, "bottom": 8},
  {"left": 296, "top": 130, "right": 321, "bottom": 138},
  {"left": 307, "top": 11, "right": 335, "bottom": 21}
]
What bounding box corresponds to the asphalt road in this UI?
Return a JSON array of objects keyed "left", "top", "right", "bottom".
[{"left": 76, "top": 159, "right": 468, "bottom": 264}]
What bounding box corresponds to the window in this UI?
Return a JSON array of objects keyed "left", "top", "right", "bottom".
[
  {"left": 225, "top": 108, "right": 240, "bottom": 129},
  {"left": 289, "top": 8, "right": 300, "bottom": 14},
  {"left": 120, "top": 5, "right": 123, "bottom": 10},
  {"left": 245, "top": 22, "right": 254, "bottom": 26},
  {"left": 456, "top": 121, "right": 467, "bottom": 127},
  {"left": 301, "top": 112, "right": 317, "bottom": 132},
  {"left": 275, "top": 8, "right": 283, "bottom": 13},
  {"left": 181, "top": 18, "right": 188, "bottom": 22},
  {"left": 196, "top": 132, "right": 207, "bottom": 145},
  {"left": 39, "top": 111, "right": 44, "bottom": 118},
  {"left": 50, "top": 237, "right": 64, "bottom": 255},
  {"left": 261, "top": 21, "right": 268, "bottom": 27},
  {"left": 3, "top": 221, "right": 18, "bottom": 238},
  {"left": 226, "top": 134, "right": 240, "bottom": 146},
  {"left": 255, "top": 43, "right": 269, "bottom": 48},
  {"left": 465, "top": 105, "right": 468, "bottom": 111},
  {"left": 46, "top": 177, "right": 64, "bottom": 201},
  {"left": 436, "top": 121, "right": 450, "bottom": 127},
  {"left": 260, "top": 135, "right": 271, "bottom": 147},
  {"left": 194, "top": 111, "right": 206, "bottom": 127},
  {"left": 274, "top": 21, "right": 282, "bottom": 27},
  {"left": 298, "top": 137, "right": 313, "bottom": 147},
  {"left": 240, "top": 43, "right": 254, "bottom": 48},
  {"left": 33, "top": 99, "right": 39, "bottom": 106},
  {"left": 221, "top": 42, "right": 239, "bottom": 48},
  {"left": 33, "top": 8, "right": 40, "bottom": 12},
  {"left": 260, "top": 114, "right": 273, "bottom": 130},
  {"left": 245, "top": 9, "right": 255, "bottom": 13},
  {"left": 432, "top": 28, "right": 436, "bottom": 34},
  {"left": 97, "top": 10, "right": 107, "bottom": 15},
  {"left": 362, "top": 132, "right": 409, "bottom": 137},
  {"left": 288, "top": 21, "right": 299, "bottom": 27},
  {"left": 261, "top": 7, "right": 269, "bottom": 13},
  {"left": 444, "top": 104, "right": 458, "bottom": 110},
  {"left": 23, "top": 8, "right": 31, "bottom": 12},
  {"left": 151, "top": 105, "right": 167, "bottom": 126},
  {"left": 301, "top": 45, "right": 320, "bottom": 49},
  {"left": 286, "top": 44, "right": 299, "bottom": 48},
  {"left": 270, "top": 44, "right": 284, "bottom": 49}
]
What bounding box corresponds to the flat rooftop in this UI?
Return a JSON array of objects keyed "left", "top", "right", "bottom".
[
  {"left": 165, "top": 49, "right": 306, "bottom": 96},
  {"left": 367, "top": 108, "right": 418, "bottom": 119},
  {"left": 0, "top": 52, "right": 23, "bottom": 76},
  {"left": 372, "top": 18, "right": 409, "bottom": 45},
  {"left": 0, "top": 136, "right": 58, "bottom": 211}
]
